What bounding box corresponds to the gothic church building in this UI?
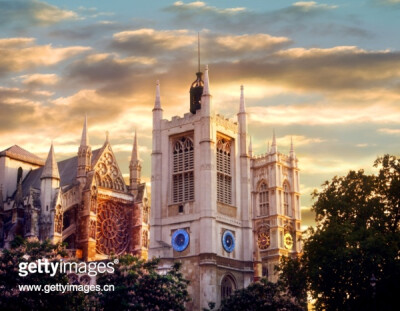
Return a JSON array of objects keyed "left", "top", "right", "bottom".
[
  {"left": 0, "top": 118, "right": 149, "bottom": 261},
  {"left": 149, "top": 66, "right": 302, "bottom": 310}
]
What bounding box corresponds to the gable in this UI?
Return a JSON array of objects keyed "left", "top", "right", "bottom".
[{"left": 92, "top": 143, "right": 127, "bottom": 192}]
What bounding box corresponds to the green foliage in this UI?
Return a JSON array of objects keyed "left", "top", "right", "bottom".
[
  {"left": 218, "top": 278, "right": 304, "bottom": 311},
  {"left": 276, "top": 256, "right": 308, "bottom": 309},
  {"left": 0, "top": 237, "right": 89, "bottom": 311},
  {"left": 282, "top": 155, "right": 400, "bottom": 310},
  {"left": 96, "top": 255, "right": 190, "bottom": 311}
]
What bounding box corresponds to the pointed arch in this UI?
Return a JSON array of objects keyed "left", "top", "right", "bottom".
[{"left": 221, "top": 274, "right": 236, "bottom": 300}]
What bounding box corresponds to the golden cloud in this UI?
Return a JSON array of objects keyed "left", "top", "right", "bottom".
[{"left": 0, "top": 38, "right": 90, "bottom": 75}]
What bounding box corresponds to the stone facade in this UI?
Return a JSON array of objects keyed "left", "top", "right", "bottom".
[
  {"left": 149, "top": 67, "right": 302, "bottom": 310},
  {"left": 0, "top": 119, "right": 149, "bottom": 261}
]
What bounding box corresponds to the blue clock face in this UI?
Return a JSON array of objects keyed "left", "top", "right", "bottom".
[
  {"left": 222, "top": 230, "right": 235, "bottom": 253},
  {"left": 171, "top": 229, "right": 189, "bottom": 252}
]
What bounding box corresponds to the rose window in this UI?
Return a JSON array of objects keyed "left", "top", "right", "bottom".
[{"left": 96, "top": 202, "right": 129, "bottom": 255}]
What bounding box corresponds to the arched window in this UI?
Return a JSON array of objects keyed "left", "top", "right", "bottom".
[
  {"left": 283, "top": 183, "right": 289, "bottom": 216},
  {"left": 172, "top": 136, "right": 194, "bottom": 203},
  {"left": 216, "top": 137, "right": 232, "bottom": 205},
  {"left": 259, "top": 182, "right": 269, "bottom": 216},
  {"left": 221, "top": 275, "right": 236, "bottom": 300}
]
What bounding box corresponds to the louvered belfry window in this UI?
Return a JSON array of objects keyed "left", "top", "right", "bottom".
[
  {"left": 283, "top": 183, "right": 289, "bottom": 216},
  {"left": 172, "top": 136, "right": 194, "bottom": 203},
  {"left": 259, "top": 182, "right": 269, "bottom": 216},
  {"left": 217, "top": 137, "right": 232, "bottom": 205}
]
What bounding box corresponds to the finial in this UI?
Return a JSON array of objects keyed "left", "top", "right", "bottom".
[
  {"left": 271, "top": 130, "right": 277, "bottom": 153},
  {"left": 267, "top": 141, "right": 270, "bottom": 154},
  {"left": 202, "top": 65, "right": 210, "bottom": 96},
  {"left": 154, "top": 80, "right": 161, "bottom": 109},
  {"left": 198, "top": 32, "right": 200, "bottom": 73},
  {"left": 105, "top": 131, "right": 109, "bottom": 143},
  {"left": 239, "top": 85, "right": 245, "bottom": 113},
  {"left": 290, "top": 136, "right": 295, "bottom": 158}
]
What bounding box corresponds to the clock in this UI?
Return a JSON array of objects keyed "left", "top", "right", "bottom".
[
  {"left": 284, "top": 233, "right": 293, "bottom": 250},
  {"left": 257, "top": 232, "right": 270, "bottom": 250},
  {"left": 171, "top": 229, "right": 189, "bottom": 252},
  {"left": 222, "top": 230, "right": 235, "bottom": 253}
]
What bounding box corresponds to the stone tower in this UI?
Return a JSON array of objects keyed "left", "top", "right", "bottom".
[
  {"left": 149, "top": 67, "right": 255, "bottom": 310},
  {"left": 251, "top": 133, "right": 302, "bottom": 282}
]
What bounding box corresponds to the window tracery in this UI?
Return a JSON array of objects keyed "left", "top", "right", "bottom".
[{"left": 96, "top": 202, "right": 129, "bottom": 255}]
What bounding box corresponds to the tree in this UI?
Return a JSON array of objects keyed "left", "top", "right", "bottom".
[
  {"left": 276, "top": 256, "right": 308, "bottom": 309},
  {"left": 96, "top": 255, "right": 190, "bottom": 311},
  {"left": 217, "top": 278, "right": 304, "bottom": 311},
  {"left": 0, "top": 236, "right": 89, "bottom": 311},
  {"left": 286, "top": 155, "right": 400, "bottom": 310}
]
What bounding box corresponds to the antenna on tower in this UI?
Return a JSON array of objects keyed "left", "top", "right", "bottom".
[{"left": 197, "top": 32, "right": 200, "bottom": 73}]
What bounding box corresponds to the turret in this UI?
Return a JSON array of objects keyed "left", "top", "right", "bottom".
[
  {"left": 40, "top": 143, "right": 60, "bottom": 216},
  {"left": 130, "top": 130, "right": 142, "bottom": 193}
]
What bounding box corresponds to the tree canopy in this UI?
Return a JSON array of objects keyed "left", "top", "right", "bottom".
[
  {"left": 280, "top": 155, "right": 400, "bottom": 311},
  {"left": 96, "top": 255, "right": 190, "bottom": 311},
  {"left": 215, "top": 278, "right": 303, "bottom": 311},
  {"left": 0, "top": 237, "right": 89, "bottom": 311}
]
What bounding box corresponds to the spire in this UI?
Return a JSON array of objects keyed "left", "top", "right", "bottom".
[
  {"left": 249, "top": 136, "right": 253, "bottom": 157},
  {"left": 198, "top": 32, "right": 200, "bottom": 72},
  {"left": 202, "top": 65, "right": 210, "bottom": 96},
  {"left": 239, "top": 85, "right": 245, "bottom": 113},
  {"left": 132, "top": 129, "right": 138, "bottom": 162},
  {"left": 267, "top": 141, "right": 270, "bottom": 154},
  {"left": 41, "top": 143, "right": 60, "bottom": 180},
  {"left": 271, "top": 130, "right": 277, "bottom": 154},
  {"left": 130, "top": 129, "right": 142, "bottom": 191},
  {"left": 290, "top": 136, "right": 296, "bottom": 158},
  {"left": 80, "top": 114, "right": 89, "bottom": 146},
  {"left": 154, "top": 80, "right": 161, "bottom": 110}
]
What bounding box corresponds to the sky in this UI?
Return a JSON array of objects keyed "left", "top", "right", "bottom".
[{"left": 1, "top": 0, "right": 400, "bottom": 229}]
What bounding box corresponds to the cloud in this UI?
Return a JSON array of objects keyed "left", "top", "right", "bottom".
[
  {"left": 20, "top": 73, "right": 59, "bottom": 86},
  {"left": 248, "top": 103, "right": 400, "bottom": 126},
  {"left": 111, "top": 28, "right": 196, "bottom": 55},
  {"left": 0, "top": 38, "right": 90, "bottom": 76},
  {"left": 0, "top": 0, "right": 78, "bottom": 27},
  {"left": 171, "top": 1, "right": 247, "bottom": 15},
  {"left": 292, "top": 1, "right": 338, "bottom": 11},
  {"left": 378, "top": 128, "right": 400, "bottom": 134},
  {"left": 163, "top": 1, "right": 365, "bottom": 39}
]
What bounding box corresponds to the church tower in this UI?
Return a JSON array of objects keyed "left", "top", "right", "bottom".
[
  {"left": 251, "top": 133, "right": 302, "bottom": 282},
  {"left": 149, "top": 67, "right": 254, "bottom": 310}
]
